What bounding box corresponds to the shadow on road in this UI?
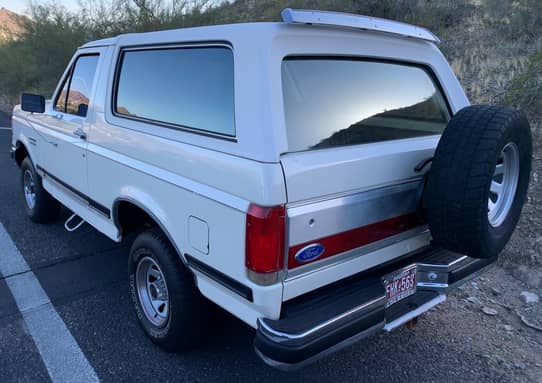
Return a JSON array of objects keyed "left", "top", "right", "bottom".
[{"left": 0, "top": 111, "right": 10, "bottom": 128}]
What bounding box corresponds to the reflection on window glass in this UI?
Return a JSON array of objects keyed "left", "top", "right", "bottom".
[
  {"left": 282, "top": 58, "right": 450, "bottom": 152},
  {"left": 66, "top": 55, "right": 99, "bottom": 116},
  {"left": 115, "top": 47, "right": 235, "bottom": 136}
]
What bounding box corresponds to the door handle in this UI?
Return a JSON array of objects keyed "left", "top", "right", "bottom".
[
  {"left": 52, "top": 113, "right": 63, "bottom": 120},
  {"left": 73, "top": 127, "right": 87, "bottom": 140}
]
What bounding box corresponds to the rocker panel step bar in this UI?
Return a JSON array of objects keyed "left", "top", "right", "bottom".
[{"left": 255, "top": 248, "right": 496, "bottom": 369}]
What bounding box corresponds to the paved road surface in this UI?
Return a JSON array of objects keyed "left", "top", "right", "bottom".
[
  {"left": 0, "top": 129, "right": 507, "bottom": 382},
  {"left": 0, "top": 111, "right": 10, "bottom": 128}
]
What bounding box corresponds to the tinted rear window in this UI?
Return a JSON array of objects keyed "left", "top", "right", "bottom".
[
  {"left": 115, "top": 46, "right": 235, "bottom": 137},
  {"left": 282, "top": 58, "right": 450, "bottom": 152}
]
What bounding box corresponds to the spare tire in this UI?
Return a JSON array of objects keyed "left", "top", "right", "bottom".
[{"left": 425, "top": 105, "right": 532, "bottom": 259}]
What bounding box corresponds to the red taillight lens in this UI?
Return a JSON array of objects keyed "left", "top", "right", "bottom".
[{"left": 245, "top": 204, "right": 286, "bottom": 274}]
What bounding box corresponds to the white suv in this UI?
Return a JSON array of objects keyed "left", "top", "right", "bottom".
[{"left": 10, "top": 9, "right": 532, "bottom": 369}]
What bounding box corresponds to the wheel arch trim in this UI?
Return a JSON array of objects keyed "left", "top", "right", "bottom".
[
  {"left": 112, "top": 195, "right": 190, "bottom": 267},
  {"left": 112, "top": 196, "right": 257, "bottom": 303},
  {"left": 14, "top": 137, "right": 34, "bottom": 166}
]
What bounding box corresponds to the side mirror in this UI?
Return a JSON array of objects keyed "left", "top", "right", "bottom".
[
  {"left": 77, "top": 103, "right": 88, "bottom": 117},
  {"left": 21, "top": 93, "right": 45, "bottom": 113}
]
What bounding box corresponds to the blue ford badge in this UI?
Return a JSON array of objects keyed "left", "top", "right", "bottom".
[{"left": 294, "top": 243, "right": 325, "bottom": 263}]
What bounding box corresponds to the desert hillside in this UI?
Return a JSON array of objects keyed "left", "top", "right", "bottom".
[{"left": 0, "top": 8, "right": 25, "bottom": 41}]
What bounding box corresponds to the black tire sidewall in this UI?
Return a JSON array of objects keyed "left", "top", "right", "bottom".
[
  {"left": 128, "top": 245, "right": 174, "bottom": 340},
  {"left": 128, "top": 229, "right": 208, "bottom": 351},
  {"left": 20, "top": 157, "right": 60, "bottom": 222},
  {"left": 426, "top": 105, "right": 532, "bottom": 259},
  {"left": 21, "top": 157, "right": 38, "bottom": 218}
]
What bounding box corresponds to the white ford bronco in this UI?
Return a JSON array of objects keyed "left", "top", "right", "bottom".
[{"left": 11, "top": 9, "right": 532, "bottom": 369}]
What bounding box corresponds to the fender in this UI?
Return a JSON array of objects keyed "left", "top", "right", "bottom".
[{"left": 112, "top": 193, "right": 189, "bottom": 267}]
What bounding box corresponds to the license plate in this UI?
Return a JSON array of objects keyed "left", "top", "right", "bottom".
[{"left": 383, "top": 266, "right": 417, "bottom": 308}]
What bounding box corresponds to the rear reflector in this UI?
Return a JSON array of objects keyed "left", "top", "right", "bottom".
[
  {"left": 288, "top": 213, "right": 422, "bottom": 269},
  {"left": 245, "top": 204, "right": 286, "bottom": 274}
]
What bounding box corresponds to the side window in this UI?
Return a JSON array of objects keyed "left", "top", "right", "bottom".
[
  {"left": 54, "top": 54, "right": 99, "bottom": 117},
  {"left": 114, "top": 46, "right": 235, "bottom": 137}
]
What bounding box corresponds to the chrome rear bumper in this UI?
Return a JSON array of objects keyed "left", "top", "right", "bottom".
[{"left": 255, "top": 248, "right": 496, "bottom": 370}]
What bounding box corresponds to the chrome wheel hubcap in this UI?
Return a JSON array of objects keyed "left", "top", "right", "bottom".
[
  {"left": 136, "top": 256, "right": 170, "bottom": 327},
  {"left": 488, "top": 142, "right": 520, "bottom": 227},
  {"left": 23, "top": 170, "right": 36, "bottom": 210}
]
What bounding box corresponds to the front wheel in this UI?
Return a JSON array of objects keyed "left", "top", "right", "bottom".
[
  {"left": 20, "top": 157, "right": 60, "bottom": 223},
  {"left": 128, "top": 228, "right": 211, "bottom": 351}
]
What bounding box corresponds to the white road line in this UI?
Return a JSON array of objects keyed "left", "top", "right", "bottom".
[{"left": 0, "top": 223, "right": 100, "bottom": 383}]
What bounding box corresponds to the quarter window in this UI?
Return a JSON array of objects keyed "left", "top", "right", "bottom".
[
  {"left": 282, "top": 57, "right": 450, "bottom": 152},
  {"left": 114, "top": 46, "right": 235, "bottom": 137},
  {"left": 54, "top": 54, "right": 99, "bottom": 117},
  {"left": 54, "top": 75, "right": 69, "bottom": 112}
]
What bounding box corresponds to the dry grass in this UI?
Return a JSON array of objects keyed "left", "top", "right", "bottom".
[{"left": 436, "top": 3, "right": 542, "bottom": 146}]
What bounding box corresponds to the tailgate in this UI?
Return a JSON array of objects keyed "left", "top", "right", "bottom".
[
  {"left": 279, "top": 57, "right": 451, "bottom": 298},
  {"left": 281, "top": 139, "right": 435, "bottom": 275}
]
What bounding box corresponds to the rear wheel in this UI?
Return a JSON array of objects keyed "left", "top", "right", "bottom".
[
  {"left": 425, "top": 105, "right": 532, "bottom": 259},
  {"left": 20, "top": 157, "right": 60, "bottom": 223},
  {"left": 128, "top": 228, "right": 211, "bottom": 351}
]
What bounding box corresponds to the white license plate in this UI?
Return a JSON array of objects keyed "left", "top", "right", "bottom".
[{"left": 383, "top": 266, "right": 417, "bottom": 308}]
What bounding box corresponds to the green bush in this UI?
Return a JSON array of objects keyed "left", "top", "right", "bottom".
[
  {"left": 504, "top": 51, "right": 542, "bottom": 115},
  {"left": 0, "top": 3, "right": 90, "bottom": 104},
  {"left": 0, "top": 0, "right": 224, "bottom": 105},
  {"left": 0, "top": 0, "right": 510, "bottom": 109}
]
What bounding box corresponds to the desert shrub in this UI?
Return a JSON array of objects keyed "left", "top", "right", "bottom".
[
  {"left": 0, "top": 0, "right": 490, "bottom": 108},
  {"left": 207, "top": 0, "right": 475, "bottom": 33},
  {"left": 0, "top": 0, "right": 221, "bottom": 105},
  {"left": 482, "top": 0, "right": 542, "bottom": 40},
  {"left": 0, "top": 4, "right": 88, "bottom": 103},
  {"left": 504, "top": 51, "right": 542, "bottom": 116}
]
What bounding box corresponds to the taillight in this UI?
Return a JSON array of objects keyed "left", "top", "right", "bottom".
[{"left": 245, "top": 204, "right": 286, "bottom": 282}]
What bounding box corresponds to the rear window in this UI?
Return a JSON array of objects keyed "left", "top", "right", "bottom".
[
  {"left": 114, "top": 46, "right": 235, "bottom": 137},
  {"left": 282, "top": 57, "right": 450, "bottom": 152}
]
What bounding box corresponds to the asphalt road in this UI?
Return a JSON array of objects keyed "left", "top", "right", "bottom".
[
  {"left": 0, "top": 111, "right": 9, "bottom": 127},
  {"left": 0, "top": 128, "right": 508, "bottom": 382}
]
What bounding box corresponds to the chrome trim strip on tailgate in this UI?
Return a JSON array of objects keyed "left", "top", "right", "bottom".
[{"left": 287, "top": 180, "right": 422, "bottom": 246}]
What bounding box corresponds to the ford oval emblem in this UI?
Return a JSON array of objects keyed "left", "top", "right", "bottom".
[{"left": 294, "top": 243, "right": 325, "bottom": 263}]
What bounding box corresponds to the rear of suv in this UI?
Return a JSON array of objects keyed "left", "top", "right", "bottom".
[{"left": 11, "top": 9, "right": 532, "bottom": 369}]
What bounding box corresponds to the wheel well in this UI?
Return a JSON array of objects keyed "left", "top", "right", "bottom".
[
  {"left": 115, "top": 200, "right": 189, "bottom": 268},
  {"left": 115, "top": 200, "right": 157, "bottom": 236},
  {"left": 14, "top": 142, "right": 29, "bottom": 167}
]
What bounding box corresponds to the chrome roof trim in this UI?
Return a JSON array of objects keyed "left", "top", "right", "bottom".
[{"left": 281, "top": 8, "right": 440, "bottom": 43}]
